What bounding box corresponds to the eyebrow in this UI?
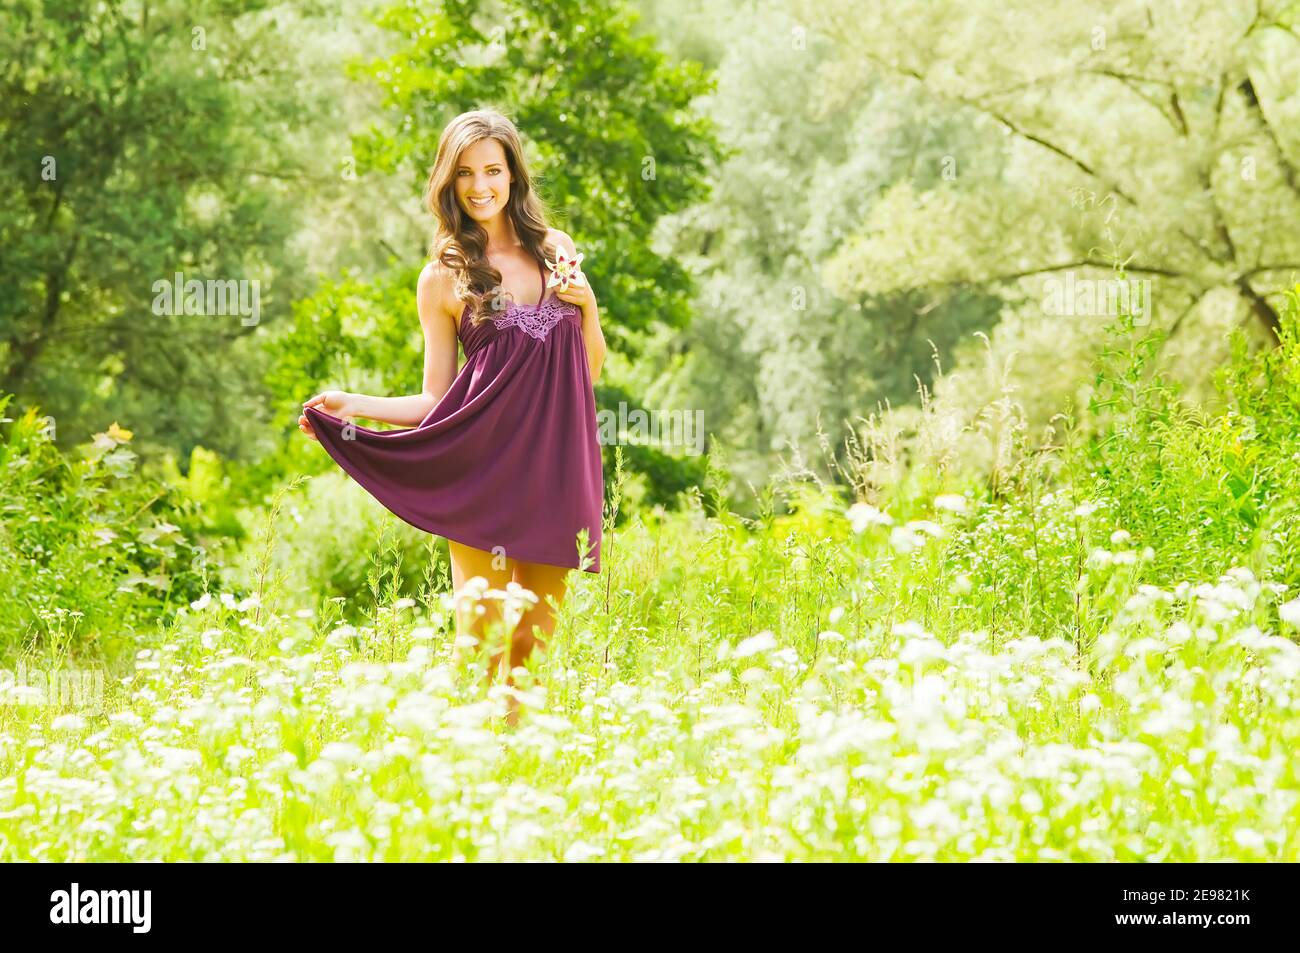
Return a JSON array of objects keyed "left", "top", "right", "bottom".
[{"left": 457, "top": 162, "right": 504, "bottom": 170}]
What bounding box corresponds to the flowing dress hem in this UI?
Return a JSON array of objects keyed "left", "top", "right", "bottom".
[{"left": 307, "top": 431, "right": 599, "bottom": 572}]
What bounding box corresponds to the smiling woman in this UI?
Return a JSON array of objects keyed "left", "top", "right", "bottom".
[{"left": 298, "top": 109, "right": 607, "bottom": 725}]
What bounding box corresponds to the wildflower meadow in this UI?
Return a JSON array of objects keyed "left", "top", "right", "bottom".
[
  {"left": 4, "top": 0, "right": 1300, "bottom": 885},
  {"left": 4, "top": 298, "right": 1300, "bottom": 862}
]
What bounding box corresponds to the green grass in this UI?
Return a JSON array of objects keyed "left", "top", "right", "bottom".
[
  {"left": 1, "top": 471, "right": 1298, "bottom": 860},
  {"left": 2, "top": 295, "right": 1299, "bottom": 861}
]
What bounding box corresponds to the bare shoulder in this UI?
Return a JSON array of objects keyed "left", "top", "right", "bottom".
[
  {"left": 545, "top": 227, "right": 577, "bottom": 258},
  {"left": 417, "top": 261, "right": 459, "bottom": 326}
]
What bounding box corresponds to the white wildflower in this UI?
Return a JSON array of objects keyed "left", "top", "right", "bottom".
[
  {"left": 909, "top": 520, "right": 945, "bottom": 538},
  {"left": 1233, "top": 829, "right": 1266, "bottom": 851},
  {"left": 734, "top": 631, "right": 777, "bottom": 659},
  {"left": 846, "top": 502, "right": 894, "bottom": 533},
  {"left": 1171, "top": 766, "right": 1195, "bottom": 788},
  {"left": 1278, "top": 598, "right": 1300, "bottom": 628},
  {"left": 319, "top": 742, "right": 363, "bottom": 766},
  {"left": 563, "top": 841, "right": 606, "bottom": 862},
  {"left": 51, "top": 714, "right": 86, "bottom": 733},
  {"left": 934, "top": 494, "right": 968, "bottom": 514}
]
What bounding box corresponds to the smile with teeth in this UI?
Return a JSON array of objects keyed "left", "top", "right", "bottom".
[{"left": 469, "top": 196, "right": 494, "bottom": 207}]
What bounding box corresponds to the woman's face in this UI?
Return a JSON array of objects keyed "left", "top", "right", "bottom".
[{"left": 455, "top": 137, "right": 512, "bottom": 223}]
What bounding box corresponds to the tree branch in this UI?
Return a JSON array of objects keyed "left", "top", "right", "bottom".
[
  {"left": 853, "top": 47, "right": 1140, "bottom": 206},
  {"left": 1238, "top": 76, "right": 1300, "bottom": 198},
  {"left": 974, "top": 259, "right": 1185, "bottom": 285},
  {"left": 1236, "top": 263, "right": 1300, "bottom": 280},
  {"left": 1235, "top": 276, "right": 1283, "bottom": 342}
]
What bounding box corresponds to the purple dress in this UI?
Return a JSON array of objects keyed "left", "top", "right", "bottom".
[{"left": 303, "top": 259, "right": 603, "bottom": 573}]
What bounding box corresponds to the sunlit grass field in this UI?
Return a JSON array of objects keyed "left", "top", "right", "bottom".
[
  {"left": 3, "top": 468, "right": 1298, "bottom": 861},
  {"left": 4, "top": 304, "right": 1300, "bottom": 861}
]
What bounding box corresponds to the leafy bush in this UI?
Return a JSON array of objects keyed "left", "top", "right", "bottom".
[
  {"left": 0, "top": 398, "right": 214, "bottom": 660},
  {"left": 1085, "top": 288, "right": 1300, "bottom": 589},
  {"left": 220, "top": 469, "right": 439, "bottom": 619}
]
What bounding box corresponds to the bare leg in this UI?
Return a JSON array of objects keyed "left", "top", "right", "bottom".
[
  {"left": 495, "top": 559, "right": 571, "bottom": 726},
  {"left": 447, "top": 540, "right": 514, "bottom": 680}
]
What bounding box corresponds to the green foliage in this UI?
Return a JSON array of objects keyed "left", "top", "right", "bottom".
[
  {"left": 623, "top": 0, "right": 1009, "bottom": 493},
  {"left": 220, "top": 469, "right": 438, "bottom": 621},
  {"left": 1083, "top": 289, "right": 1300, "bottom": 587},
  {"left": 258, "top": 0, "right": 726, "bottom": 511},
  {"left": 0, "top": 0, "right": 375, "bottom": 462},
  {"left": 800, "top": 0, "right": 1300, "bottom": 490},
  {"left": 594, "top": 380, "right": 708, "bottom": 516},
  {"left": 262, "top": 266, "right": 424, "bottom": 429},
  {"left": 7, "top": 0, "right": 1300, "bottom": 863},
  {"left": 6, "top": 285, "right": 1300, "bottom": 860},
  {"left": 0, "top": 396, "right": 215, "bottom": 660},
  {"left": 1218, "top": 286, "right": 1300, "bottom": 588},
  {"left": 352, "top": 0, "right": 723, "bottom": 357},
  {"left": 5, "top": 418, "right": 1299, "bottom": 858}
]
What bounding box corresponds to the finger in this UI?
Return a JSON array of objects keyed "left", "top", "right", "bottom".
[{"left": 303, "top": 393, "right": 324, "bottom": 408}]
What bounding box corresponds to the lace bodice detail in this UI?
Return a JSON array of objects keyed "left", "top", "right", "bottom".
[{"left": 492, "top": 295, "right": 577, "bottom": 341}]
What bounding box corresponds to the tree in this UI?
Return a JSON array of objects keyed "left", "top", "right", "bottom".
[
  {"left": 263, "top": 0, "right": 723, "bottom": 507},
  {"left": 351, "top": 0, "right": 723, "bottom": 358},
  {"left": 806, "top": 0, "right": 1300, "bottom": 343},
  {"left": 617, "top": 0, "right": 1004, "bottom": 495},
  {"left": 0, "top": 0, "right": 370, "bottom": 457}
]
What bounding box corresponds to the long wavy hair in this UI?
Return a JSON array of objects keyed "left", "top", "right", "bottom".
[{"left": 424, "top": 109, "right": 560, "bottom": 328}]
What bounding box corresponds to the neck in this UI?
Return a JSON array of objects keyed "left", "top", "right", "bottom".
[{"left": 481, "top": 212, "right": 518, "bottom": 253}]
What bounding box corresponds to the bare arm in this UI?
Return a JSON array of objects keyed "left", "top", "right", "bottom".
[
  {"left": 580, "top": 295, "right": 607, "bottom": 384},
  {"left": 339, "top": 264, "right": 459, "bottom": 427},
  {"left": 549, "top": 228, "right": 607, "bottom": 383}
]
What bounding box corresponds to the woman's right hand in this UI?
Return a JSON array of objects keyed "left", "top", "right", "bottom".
[{"left": 298, "top": 390, "right": 354, "bottom": 441}]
